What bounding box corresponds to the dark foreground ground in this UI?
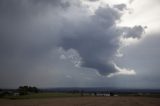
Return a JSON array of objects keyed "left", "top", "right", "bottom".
[{"left": 0, "top": 97, "right": 160, "bottom": 106}]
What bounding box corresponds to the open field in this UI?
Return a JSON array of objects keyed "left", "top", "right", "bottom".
[
  {"left": 0, "top": 96, "right": 160, "bottom": 106},
  {"left": 1, "top": 93, "right": 81, "bottom": 99}
]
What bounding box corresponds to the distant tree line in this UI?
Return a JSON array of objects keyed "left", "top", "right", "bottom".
[{"left": 18, "top": 86, "right": 39, "bottom": 95}]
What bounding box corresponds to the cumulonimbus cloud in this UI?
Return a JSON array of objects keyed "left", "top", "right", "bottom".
[
  {"left": 59, "top": 4, "right": 144, "bottom": 76},
  {"left": 0, "top": 0, "right": 144, "bottom": 80}
]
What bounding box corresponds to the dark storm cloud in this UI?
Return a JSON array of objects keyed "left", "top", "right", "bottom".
[
  {"left": 31, "top": 0, "right": 71, "bottom": 8},
  {"left": 0, "top": 0, "right": 70, "bottom": 19},
  {"left": 0, "top": 0, "right": 69, "bottom": 88},
  {"left": 0, "top": 0, "right": 69, "bottom": 57},
  {"left": 0, "top": 0, "right": 145, "bottom": 88},
  {"left": 59, "top": 5, "right": 144, "bottom": 75}
]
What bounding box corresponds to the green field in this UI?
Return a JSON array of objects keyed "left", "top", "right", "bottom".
[
  {"left": 2, "top": 92, "right": 160, "bottom": 100},
  {"left": 2, "top": 93, "right": 81, "bottom": 99}
]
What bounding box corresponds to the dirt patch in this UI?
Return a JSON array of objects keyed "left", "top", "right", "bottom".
[{"left": 0, "top": 96, "right": 160, "bottom": 106}]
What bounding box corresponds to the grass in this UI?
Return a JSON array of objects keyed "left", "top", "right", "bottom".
[
  {"left": 2, "top": 93, "right": 81, "bottom": 99},
  {"left": 2, "top": 92, "right": 160, "bottom": 100}
]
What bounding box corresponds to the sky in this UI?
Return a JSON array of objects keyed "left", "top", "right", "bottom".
[{"left": 0, "top": 0, "right": 160, "bottom": 89}]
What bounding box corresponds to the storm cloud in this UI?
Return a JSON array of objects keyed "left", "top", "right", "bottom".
[
  {"left": 59, "top": 4, "right": 144, "bottom": 75},
  {"left": 0, "top": 0, "right": 146, "bottom": 88}
]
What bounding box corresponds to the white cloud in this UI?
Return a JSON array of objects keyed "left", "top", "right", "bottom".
[
  {"left": 59, "top": 48, "right": 82, "bottom": 67},
  {"left": 107, "top": 63, "right": 136, "bottom": 77},
  {"left": 119, "top": 0, "right": 160, "bottom": 34}
]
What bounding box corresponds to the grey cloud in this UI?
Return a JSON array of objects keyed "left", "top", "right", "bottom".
[
  {"left": 59, "top": 5, "right": 144, "bottom": 75},
  {"left": 115, "top": 33, "right": 160, "bottom": 89},
  {"left": 86, "top": 0, "right": 99, "bottom": 2},
  {"left": 0, "top": 0, "right": 71, "bottom": 20},
  {"left": 113, "top": 4, "right": 127, "bottom": 11},
  {"left": 31, "top": 0, "right": 71, "bottom": 8},
  {"left": 0, "top": 0, "right": 67, "bottom": 88},
  {"left": 92, "top": 6, "right": 121, "bottom": 28},
  {"left": 123, "top": 26, "right": 145, "bottom": 39},
  {"left": 0, "top": 0, "right": 145, "bottom": 88},
  {"left": 60, "top": 28, "right": 119, "bottom": 75},
  {"left": 129, "top": 0, "right": 135, "bottom": 4}
]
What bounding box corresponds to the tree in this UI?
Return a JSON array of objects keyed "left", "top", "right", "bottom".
[{"left": 18, "top": 86, "right": 39, "bottom": 95}]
